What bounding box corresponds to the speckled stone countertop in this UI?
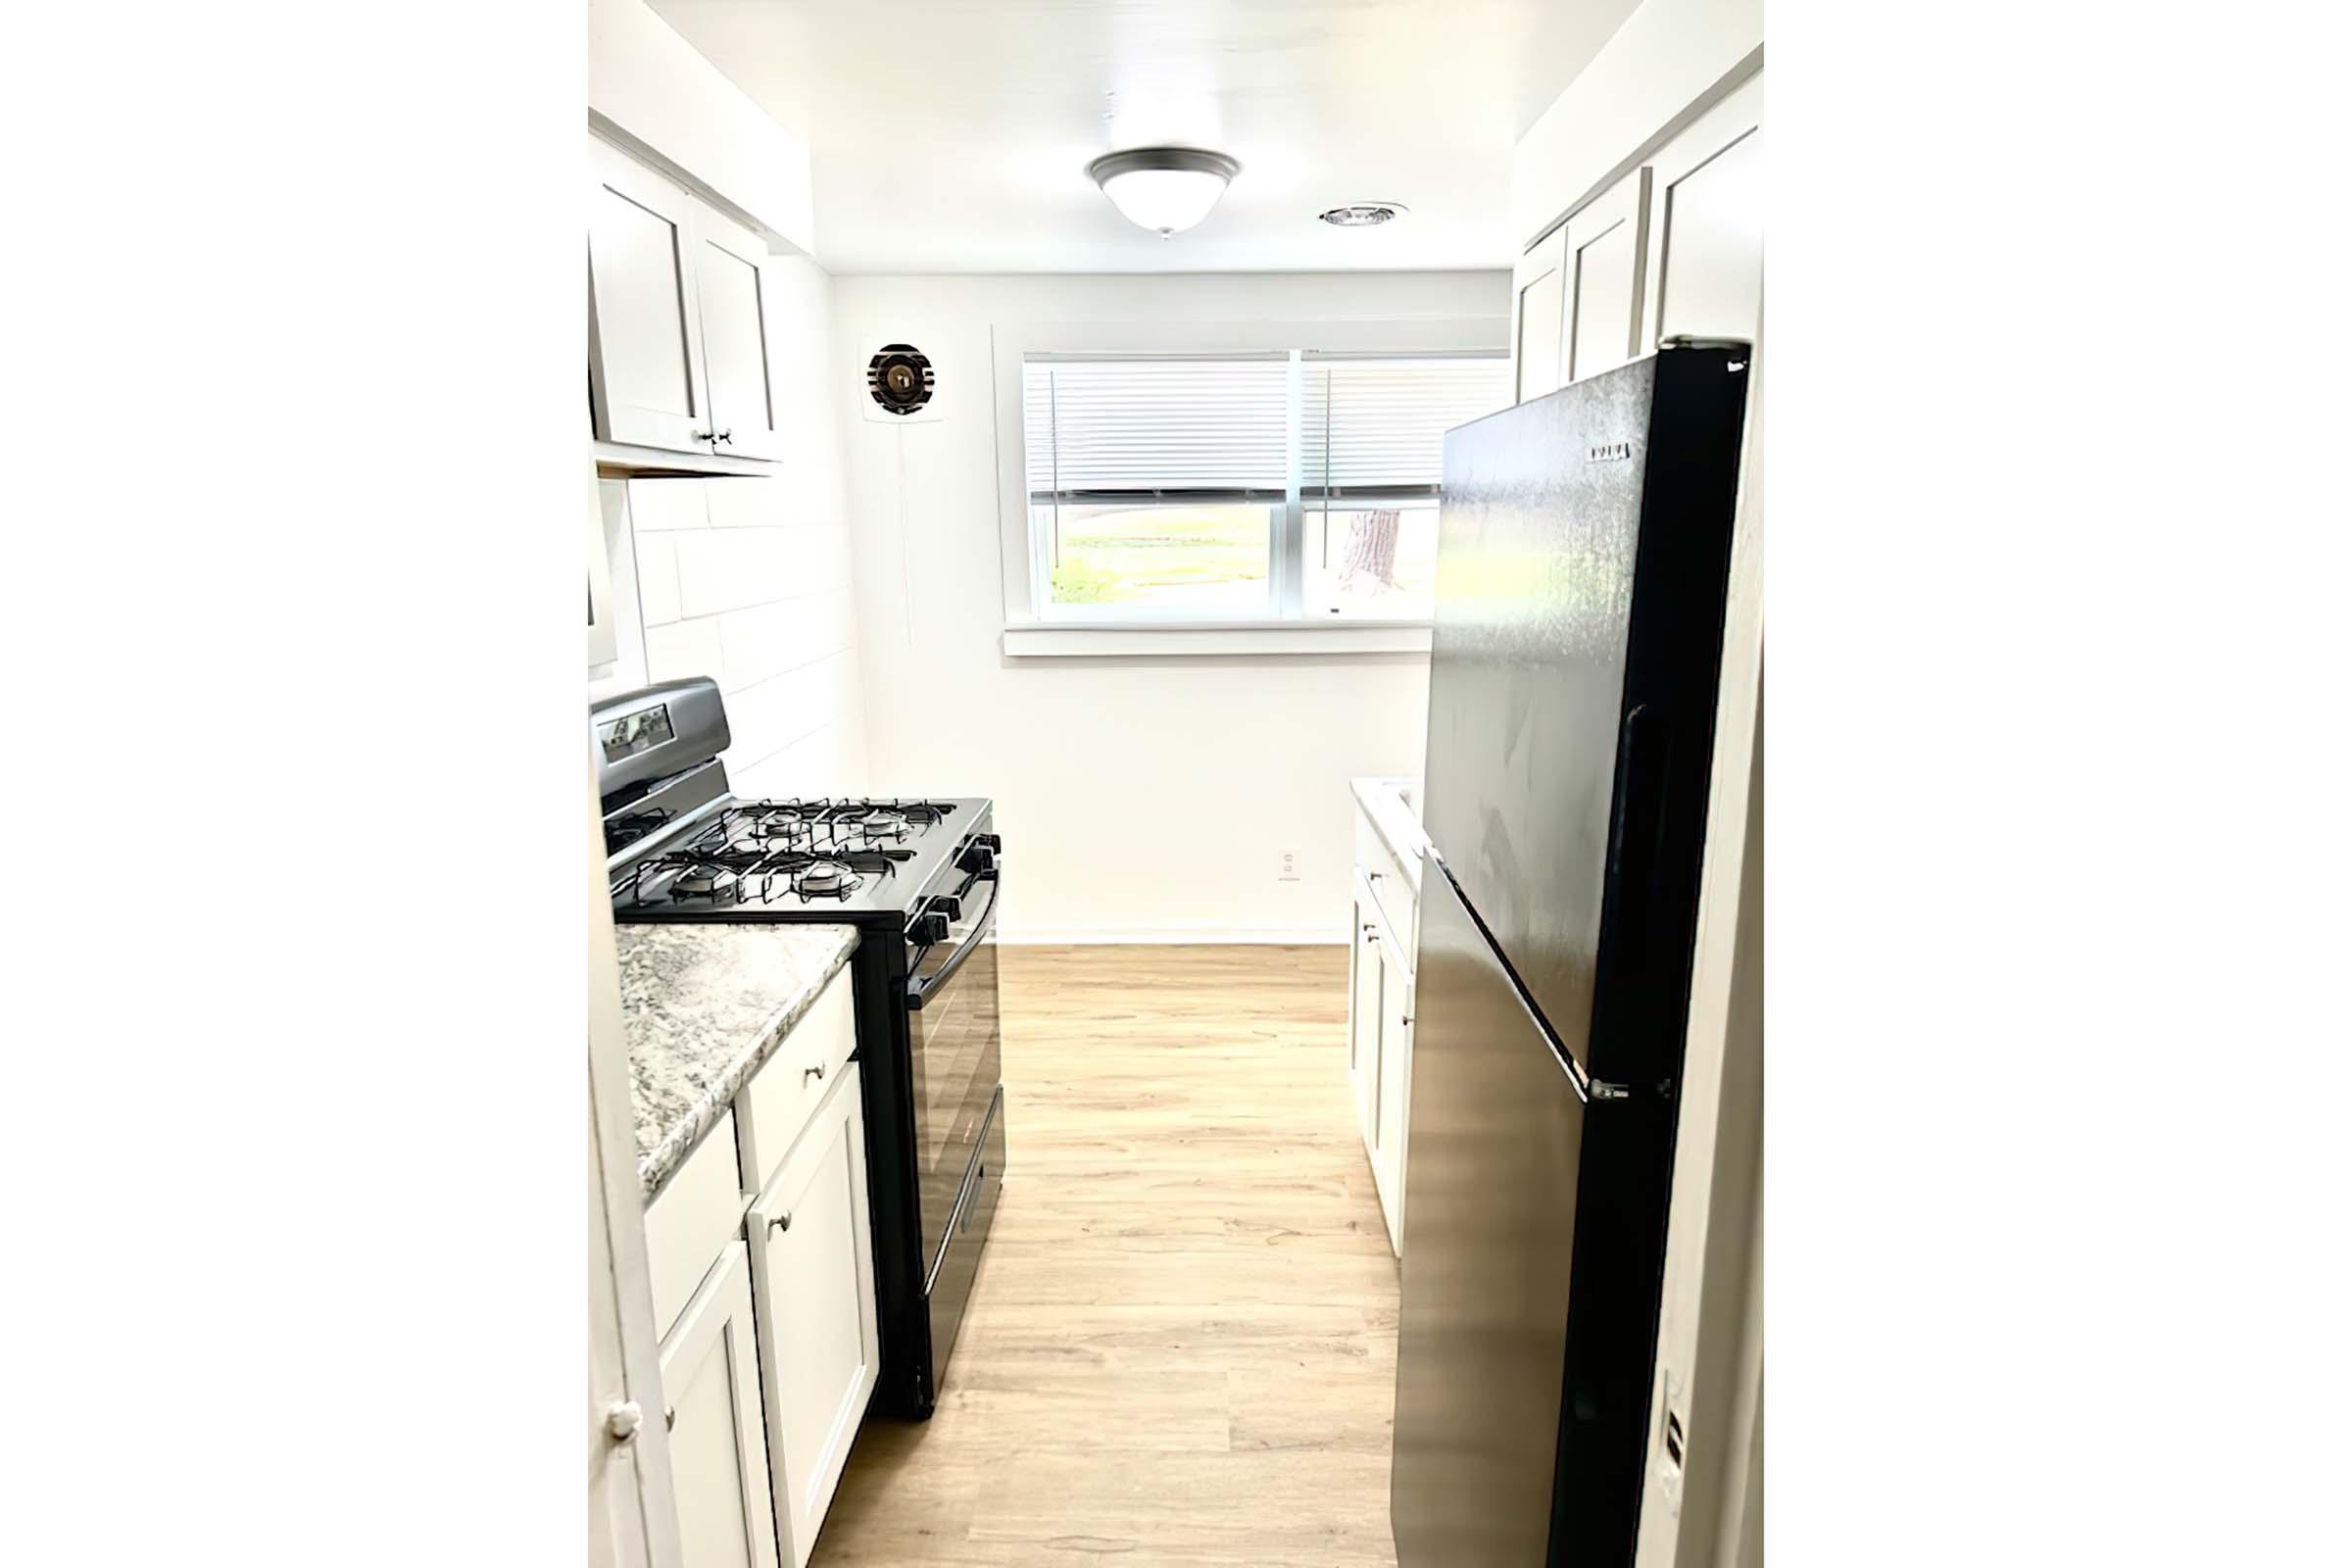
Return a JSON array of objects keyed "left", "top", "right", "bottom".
[{"left": 617, "top": 923, "right": 859, "bottom": 1201}]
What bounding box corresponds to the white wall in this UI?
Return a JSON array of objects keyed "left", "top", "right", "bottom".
[
  {"left": 598, "top": 256, "right": 869, "bottom": 799},
  {"left": 588, "top": 0, "right": 814, "bottom": 252},
  {"left": 831, "top": 270, "right": 1508, "bottom": 943},
  {"left": 1509, "top": 0, "right": 1762, "bottom": 250}
]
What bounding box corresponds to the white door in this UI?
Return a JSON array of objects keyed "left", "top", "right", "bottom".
[
  {"left": 1561, "top": 169, "right": 1652, "bottom": 384},
  {"left": 1348, "top": 891, "right": 1385, "bottom": 1156},
  {"left": 1512, "top": 225, "right": 1568, "bottom": 404},
  {"left": 691, "top": 208, "right": 784, "bottom": 461},
  {"left": 590, "top": 136, "right": 713, "bottom": 453},
  {"left": 659, "top": 1245, "right": 777, "bottom": 1568},
  {"left": 1642, "top": 74, "right": 1764, "bottom": 352},
  {"left": 1372, "top": 926, "right": 1413, "bottom": 1254},
  {"left": 748, "top": 1066, "right": 880, "bottom": 1568}
]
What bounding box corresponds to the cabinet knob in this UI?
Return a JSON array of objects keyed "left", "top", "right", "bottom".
[
  {"left": 690, "top": 429, "right": 712, "bottom": 441},
  {"left": 663, "top": 1403, "right": 676, "bottom": 1432},
  {"left": 770, "top": 1210, "right": 793, "bottom": 1233},
  {"left": 604, "top": 1400, "right": 645, "bottom": 1445},
  {"left": 805, "top": 1062, "right": 825, "bottom": 1082},
  {"left": 712, "top": 428, "right": 734, "bottom": 444},
  {"left": 1368, "top": 870, "right": 1382, "bottom": 882}
]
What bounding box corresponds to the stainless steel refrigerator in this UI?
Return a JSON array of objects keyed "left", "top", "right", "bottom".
[{"left": 1391, "top": 340, "right": 1751, "bottom": 1566}]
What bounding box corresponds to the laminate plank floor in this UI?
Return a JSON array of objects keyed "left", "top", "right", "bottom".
[{"left": 810, "top": 944, "right": 1401, "bottom": 1568}]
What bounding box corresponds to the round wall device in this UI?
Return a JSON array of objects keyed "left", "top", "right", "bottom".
[{"left": 866, "top": 344, "right": 935, "bottom": 416}]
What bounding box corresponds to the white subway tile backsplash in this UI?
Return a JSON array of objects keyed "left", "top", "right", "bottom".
[
  {"left": 643, "top": 618, "right": 723, "bottom": 686},
  {"left": 716, "top": 599, "right": 803, "bottom": 692},
  {"left": 673, "top": 526, "right": 793, "bottom": 618},
  {"left": 625, "top": 479, "right": 710, "bottom": 532},
  {"left": 704, "top": 477, "right": 781, "bottom": 530},
  {"left": 608, "top": 471, "right": 865, "bottom": 794},
  {"left": 635, "top": 534, "right": 681, "bottom": 627}
]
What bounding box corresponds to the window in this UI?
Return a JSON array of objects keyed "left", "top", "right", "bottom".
[{"left": 1020, "top": 350, "right": 1509, "bottom": 627}]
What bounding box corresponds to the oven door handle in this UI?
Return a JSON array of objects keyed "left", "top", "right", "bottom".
[{"left": 906, "top": 869, "right": 1000, "bottom": 1010}]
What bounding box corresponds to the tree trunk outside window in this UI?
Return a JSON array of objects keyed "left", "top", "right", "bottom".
[{"left": 1338, "top": 509, "right": 1400, "bottom": 588}]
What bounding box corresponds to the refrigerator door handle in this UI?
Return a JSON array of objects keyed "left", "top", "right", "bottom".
[{"left": 1607, "top": 705, "right": 1674, "bottom": 942}]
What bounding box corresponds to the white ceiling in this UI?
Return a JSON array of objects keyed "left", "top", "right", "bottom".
[{"left": 648, "top": 0, "right": 1641, "bottom": 274}]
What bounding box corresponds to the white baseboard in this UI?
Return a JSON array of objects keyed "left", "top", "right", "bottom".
[{"left": 997, "top": 925, "right": 1346, "bottom": 946}]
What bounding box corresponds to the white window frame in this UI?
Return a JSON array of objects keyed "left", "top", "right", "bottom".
[{"left": 992, "top": 316, "right": 1507, "bottom": 657}]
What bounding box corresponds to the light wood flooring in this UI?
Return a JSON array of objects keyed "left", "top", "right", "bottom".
[{"left": 810, "top": 944, "right": 1401, "bottom": 1568}]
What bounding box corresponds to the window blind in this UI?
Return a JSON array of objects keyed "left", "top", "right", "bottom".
[
  {"left": 1300, "top": 357, "right": 1513, "bottom": 496},
  {"left": 1023, "top": 356, "right": 1290, "bottom": 500}
]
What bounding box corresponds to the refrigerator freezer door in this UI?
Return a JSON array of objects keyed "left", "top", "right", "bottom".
[
  {"left": 1391, "top": 866, "right": 1586, "bottom": 1566},
  {"left": 1420, "top": 348, "right": 1747, "bottom": 1084}
]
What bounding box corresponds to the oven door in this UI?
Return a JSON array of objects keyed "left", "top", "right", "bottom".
[{"left": 905, "top": 865, "right": 1003, "bottom": 1280}]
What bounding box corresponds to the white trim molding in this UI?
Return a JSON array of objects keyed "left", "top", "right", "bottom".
[{"left": 1002, "top": 621, "right": 1432, "bottom": 659}]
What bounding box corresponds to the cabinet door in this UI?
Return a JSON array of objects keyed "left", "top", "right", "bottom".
[
  {"left": 1372, "top": 926, "right": 1413, "bottom": 1255},
  {"left": 1642, "top": 74, "right": 1764, "bottom": 352},
  {"left": 1560, "top": 169, "right": 1652, "bottom": 384},
  {"left": 747, "top": 1066, "right": 879, "bottom": 1568},
  {"left": 659, "top": 1242, "right": 780, "bottom": 1568},
  {"left": 1348, "top": 891, "right": 1384, "bottom": 1156},
  {"left": 590, "top": 137, "right": 713, "bottom": 453},
  {"left": 1511, "top": 226, "right": 1567, "bottom": 404},
  {"left": 691, "top": 209, "right": 784, "bottom": 461}
]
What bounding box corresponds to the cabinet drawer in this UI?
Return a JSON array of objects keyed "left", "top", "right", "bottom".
[
  {"left": 740, "top": 965, "right": 858, "bottom": 1194},
  {"left": 645, "top": 1108, "right": 747, "bottom": 1343},
  {"left": 1354, "top": 813, "right": 1419, "bottom": 964}
]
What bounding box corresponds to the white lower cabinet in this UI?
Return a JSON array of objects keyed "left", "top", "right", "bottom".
[
  {"left": 1348, "top": 894, "right": 1383, "bottom": 1145},
  {"left": 1348, "top": 781, "right": 1424, "bottom": 1256},
  {"left": 661, "top": 1243, "right": 781, "bottom": 1568},
  {"left": 1372, "top": 927, "right": 1413, "bottom": 1252},
  {"left": 747, "top": 1063, "right": 879, "bottom": 1568}
]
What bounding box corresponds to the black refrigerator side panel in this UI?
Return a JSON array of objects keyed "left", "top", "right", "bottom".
[
  {"left": 1552, "top": 347, "right": 1751, "bottom": 1565},
  {"left": 1420, "top": 358, "right": 1660, "bottom": 1079},
  {"left": 1392, "top": 869, "right": 1588, "bottom": 1568}
]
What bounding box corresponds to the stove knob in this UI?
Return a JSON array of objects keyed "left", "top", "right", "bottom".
[
  {"left": 909, "top": 909, "right": 952, "bottom": 945},
  {"left": 958, "top": 842, "right": 998, "bottom": 875}
]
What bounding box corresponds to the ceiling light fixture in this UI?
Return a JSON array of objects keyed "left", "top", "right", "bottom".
[
  {"left": 1086, "top": 147, "right": 1242, "bottom": 237},
  {"left": 1318, "top": 202, "right": 1406, "bottom": 227}
]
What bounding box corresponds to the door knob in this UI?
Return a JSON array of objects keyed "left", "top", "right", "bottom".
[{"left": 604, "top": 1400, "right": 645, "bottom": 1445}]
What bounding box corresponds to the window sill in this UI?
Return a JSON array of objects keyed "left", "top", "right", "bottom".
[{"left": 1001, "top": 620, "right": 1433, "bottom": 659}]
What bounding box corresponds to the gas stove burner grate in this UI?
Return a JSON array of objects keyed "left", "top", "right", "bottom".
[{"left": 791, "top": 858, "right": 859, "bottom": 899}]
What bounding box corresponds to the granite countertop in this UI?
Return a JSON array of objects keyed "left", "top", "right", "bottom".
[
  {"left": 1350, "top": 775, "right": 1431, "bottom": 888},
  {"left": 618, "top": 922, "right": 860, "bottom": 1201}
]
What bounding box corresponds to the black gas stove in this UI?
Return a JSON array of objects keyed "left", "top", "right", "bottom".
[
  {"left": 595, "top": 678, "right": 1004, "bottom": 1421},
  {"left": 612, "top": 796, "right": 995, "bottom": 923}
]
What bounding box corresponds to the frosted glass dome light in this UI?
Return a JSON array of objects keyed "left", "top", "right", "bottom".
[{"left": 1087, "top": 148, "right": 1242, "bottom": 237}]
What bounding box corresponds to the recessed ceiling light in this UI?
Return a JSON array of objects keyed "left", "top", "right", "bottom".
[
  {"left": 1319, "top": 203, "right": 1407, "bottom": 227},
  {"left": 1086, "top": 147, "right": 1242, "bottom": 237}
]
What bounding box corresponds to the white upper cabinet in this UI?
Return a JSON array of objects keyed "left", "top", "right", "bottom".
[
  {"left": 1561, "top": 169, "right": 1651, "bottom": 384},
  {"left": 691, "top": 209, "right": 785, "bottom": 461},
  {"left": 590, "top": 137, "right": 712, "bottom": 453},
  {"left": 590, "top": 135, "right": 783, "bottom": 461},
  {"left": 1511, "top": 225, "right": 1567, "bottom": 405},
  {"left": 1642, "top": 74, "right": 1764, "bottom": 352}
]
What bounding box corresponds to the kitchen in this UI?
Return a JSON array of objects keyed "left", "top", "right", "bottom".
[
  {"left": 22, "top": 1, "right": 2337, "bottom": 1566},
  {"left": 586, "top": 1, "right": 1761, "bottom": 1564}
]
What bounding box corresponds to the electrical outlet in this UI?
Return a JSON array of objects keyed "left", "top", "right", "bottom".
[{"left": 1276, "top": 849, "right": 1301, "bottom": 882}]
